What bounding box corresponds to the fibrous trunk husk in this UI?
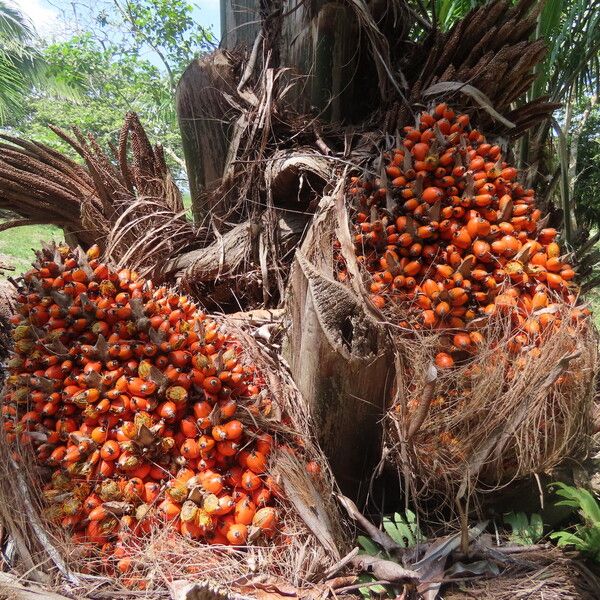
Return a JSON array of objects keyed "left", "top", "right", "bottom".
[{"left": 282, "top": 194, "right": 393, "bottom": 500}]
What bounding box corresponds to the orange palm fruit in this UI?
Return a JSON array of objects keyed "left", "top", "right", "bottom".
[
  {"left": 452, "top": 228, "right": 472, "bottom": 249},
  {"left": 547, "top": 242, "right": 560, "bottom": 258},
  {"left": 453, "top": 332, "right": 471, "bottom": 350},
  {"left": 234, "top": 495, "right": 257, "bottom": 525},
  {"left": 538, "top": 228, "right": 558, "bottom": 244},
  {"left": 435, "top": 352, "right": 454, "bottom": 369},
  {"left": 241, "top": 470, "right": 262, "bottom": 491},
  {"left": 226, "top": 523, "right": 248, "bottom": 545},
  {"left": 546, "top": 273, "right": 564, "bottom": 289},
  {"left": 100, "top": 440, "right": 120, "bottom": 461},
  {"left": 246, "top": 450, "right": 267, "bottom": 474},
  {"left": 472, "top": 240, "right": 491, "bottom": 261},
  {"left": 422, "top": 186, "right": 444, "bottom": 204},
  {"left": 252, "top": 507, "right": 278, "bottom": 538}
]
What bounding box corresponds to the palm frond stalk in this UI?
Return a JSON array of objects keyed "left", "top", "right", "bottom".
[{"left": 0, "top": 113, "right": 194, "bottom": 275}]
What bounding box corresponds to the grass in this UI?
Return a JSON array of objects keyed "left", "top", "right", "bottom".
[{"left": 0, "top": 223, "right": 63, "bottom": 276}]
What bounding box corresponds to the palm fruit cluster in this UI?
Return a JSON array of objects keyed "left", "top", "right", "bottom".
[
  {"left": 338, "top": 103, "right": 589, "bottom": 368},
  {"left": 2, "top": 243, "right": 298, "bottom": 576}
]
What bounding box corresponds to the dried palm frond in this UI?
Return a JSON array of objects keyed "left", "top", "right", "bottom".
[
  {"left": 395, "top": 0, "right": 560, "bottom": 136},
  {"left": 0, "top": 113, "right": 200, "bottom": 278}
]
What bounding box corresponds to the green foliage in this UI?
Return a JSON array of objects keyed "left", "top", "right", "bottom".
[
  {"left": 382, "top": 510, "right": 423, "bottom": 548},
  {"left": 432, "top": 0, "right": 487, "bottom": 31},
  {"left": 8, "top": 33, "right": 175, "bottom": 162},
  {"left": 0, "top": 0, "right": 37, "bottom": 122},
  {"left": 0, "top": 1, "right": 82, "bottom": 124},
  {"left": 574, "top": 104, "right": 600, "bottom": 228},
  {"left": 549, "top": 483, "right": 600, "bottom": 562},
  {"left": 357, "top": 510, "right": 423, "bottom": 557},
  {"left": 357, "top": 511, "right": 423, "bottom": 598},
  {"left": 114, "top": 0, "right": 214, "bottom": 85},
  {"left": 503, "top": 512, "right": 544, "bottom": 546},
  {"left": 4, "top": 1, "right": 214, "bottom": 178},
  {"left": 532, "top": 0, "right": 600, "bottom": 103}
]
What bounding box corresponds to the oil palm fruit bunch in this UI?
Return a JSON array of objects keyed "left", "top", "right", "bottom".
[
  {"left": 2, "top": 243, "right": 306, "bottom": 576},
  {"left": 338, "top": 103, "right": 590, "bottom": 368}
]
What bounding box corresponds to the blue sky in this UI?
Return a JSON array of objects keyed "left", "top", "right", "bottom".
[{"left": 9, "top": 1, "right": 221, "bottom": 41}]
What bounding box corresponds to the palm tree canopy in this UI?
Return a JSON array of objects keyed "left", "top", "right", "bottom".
[
  {"left": 0, "top": 1, "right": 82, "bottom": 124},
  {"left": 0, "top": 0, "right": 43, "bottom": 123}
]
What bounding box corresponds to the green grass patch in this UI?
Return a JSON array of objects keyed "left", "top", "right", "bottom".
[
  {"left": 183, "top": 191, "right": 193, "bottom": 219},
  {"left": 0, "top": 223, "right": 63, "bottom": 276}
]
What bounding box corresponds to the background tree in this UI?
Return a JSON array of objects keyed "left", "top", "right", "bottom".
[
  {"left": 4, "top": 0, "right": 215, "bottom": 179},
  {"left": 574, "top": 102, "right": 600, "bottom": 229},
  {"left": 0, "top": 0, "right": 77, "bottom": 123}
]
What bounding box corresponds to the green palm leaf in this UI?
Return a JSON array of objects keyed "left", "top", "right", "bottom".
[{"left": 0, "top": 0, "right": 82, "bottom": 124}]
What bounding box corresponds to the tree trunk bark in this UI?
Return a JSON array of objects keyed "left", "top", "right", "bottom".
[
  {"left": 175, "top": 51, "right": 238, "bottom": 222},
  {"left": 220, "top": 0, "right": 262, "bottom": 50},
  {"left": 219, "top": 0, "right": 374, "bottom": 119},
  {"left": 282, "top": 198, "right": 393, "bottom": 501},
  {"left": 175, "top": 0, "right": 378, "bottom": 222}
]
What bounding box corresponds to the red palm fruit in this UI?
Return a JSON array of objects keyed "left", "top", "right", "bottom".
[
  {"left": 222, "top": 420, "right": 243, "bottom": 440},
  {"left": 561, "top": 268, "right": 575, "bottom": 281},
  {"left": 117, "top": 451, "right": 140, "bottom": 472},
  {"left": 180, "top": 416, "right": 198, "bottom": 438},
  {"left": 412, "top": 142, "right": 430, "bottom": 161},
  {"left": 403, "top": 260, "right": 422, "bottom": 277},
  {"left": 200, "top": 471, "right": 224, "bottom": 494},
  {"left": 467, "top": 217, "right": 491, "bottom": 239},
  {"left": 226, "top": 523, "right": 248, "bottom": 545},
  {"left": 546, "top": 273, "right": 564, "bottom": 289},
  {"left": 156, "top": 401, "right": 177, "bottom": 420},
  {"left": 252, "top": 507, "right": 278, "bottom": 538},
  {"left": 241, "top": 470, "right": 262, "bottom": 491},
  {"left": 144, "top": 482, "right": 161, "bottom": 504},
  {"left": 448, "top": 288, "right": 469, "bottom": 307},
  {"left": 546, "top": 257, "right": 563, "bottom": 272},
  {"left": 203, "top": 376, "right": 222, "bottom": 394},
  {"left": 180, "top": 520, "right": 204, "bottom": 539},
  {"left": 217, "top": 440, "right": 239, "bottom": 457},
  {"left": 256, "top": 433, "right": 273, "bottom": 456},
  {"left": 126, "top": 378, "right": 156, "bottom": 397}
]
